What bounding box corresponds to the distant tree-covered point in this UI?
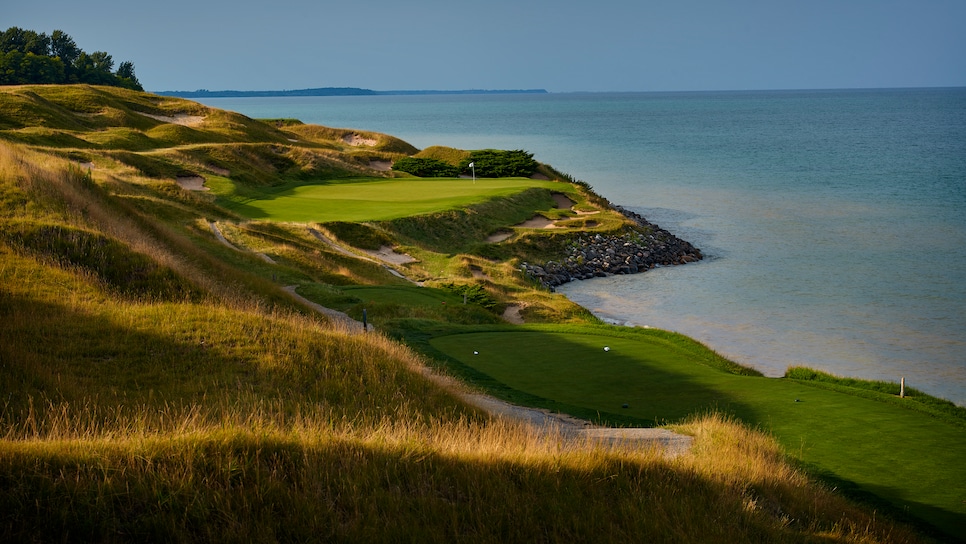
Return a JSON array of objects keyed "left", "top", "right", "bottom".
[
  {"left": 0, "top": 27, "right": 142, "bottom": 90},
  {"left": 156, "top": 88, "right": 549, "bottom": 98}
]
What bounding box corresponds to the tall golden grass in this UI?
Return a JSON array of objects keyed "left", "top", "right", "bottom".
[
  {"left": 0, "top": 142, "right": 302, "bottom": 311},
  {"left": 0, "top": 406, "right": 924, "bottom": 542}
]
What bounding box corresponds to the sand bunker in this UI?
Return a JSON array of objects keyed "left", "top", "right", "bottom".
[
  {"left": 502, "top": 304, "right": 524, "bottom": 324},
  {"left": 486, "top": 231, "right": 513, "bottom": 243},
  {"left": 177, "top": 176, "right": 208, "bottom": 191},
  {"left": 141, "top": 112, "right": 205, "bottom": 127},
  {"left": 363, "top": 245, "right": 416, "bottom": 265},
  {"left": 369, "top": 160, "right": 392, "bottom": 171},
  {"left": 343, "top": 134, "right": 378, "bottom": 146},
  {"left": 468, "top": 264, "right": 487, "bottom": 279},
  {"left": 552, "top": 193, "right": 575, "bottom": 209},
  {"left": 515, "top": 215, "right": 560, "bottom": 229}
]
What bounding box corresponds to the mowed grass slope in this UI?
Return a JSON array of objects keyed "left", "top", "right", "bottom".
[{"left": 429, "top": 327, "right": 966, "bottom": 537}]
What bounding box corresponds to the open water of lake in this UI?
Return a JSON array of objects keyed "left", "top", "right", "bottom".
[{"left": 199, "top": 88, "right": 966, "bottom": 405}]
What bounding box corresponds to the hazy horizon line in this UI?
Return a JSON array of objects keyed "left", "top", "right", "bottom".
[{"left": 153, "top": 85, "right": 966, "bottom": 96}]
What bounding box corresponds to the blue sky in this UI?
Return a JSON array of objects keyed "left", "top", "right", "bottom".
[{"left": 5, "top": 0, "right": 965, "bottom": 92}]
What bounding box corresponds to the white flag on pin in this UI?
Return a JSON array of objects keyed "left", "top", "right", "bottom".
[{"left": 468, "top": 162, "right": 475, "bottom": 168}]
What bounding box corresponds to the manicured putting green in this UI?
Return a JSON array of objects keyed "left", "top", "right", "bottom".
[
  {"left": 343, "top": 286, "right": 459, "bottom": 307},
  {"left": 430, "top": 327, "right": 966, "bottom": 537},
  {"left": 217, "top": 177, "right": 563, "bottom": 222}
]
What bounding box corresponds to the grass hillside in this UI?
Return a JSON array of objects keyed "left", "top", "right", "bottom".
[{"left": 0, "top": 84, "right": 956, "bottom": 542}]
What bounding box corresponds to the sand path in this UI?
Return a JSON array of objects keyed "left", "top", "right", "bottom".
[
  {"left": 283, "top": 285, "right": 371, "bottom": 332},
  {"left": 208, "top": 222, "right": 275, "bottom": 263},
  {"left": 208, "top": 221, "right": 236, "bottom": 249},
  {"left": 308, "top": 228, "right": 420, "bottom": 284}
]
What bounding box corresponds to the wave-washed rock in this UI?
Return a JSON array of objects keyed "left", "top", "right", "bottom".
[{"left": 520, "top": 206, "right": 703, "bottom": 288}]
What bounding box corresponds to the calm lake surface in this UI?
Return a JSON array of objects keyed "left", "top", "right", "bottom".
[{"left": 199, "top": 89, "right": 966, "bottom": 405}]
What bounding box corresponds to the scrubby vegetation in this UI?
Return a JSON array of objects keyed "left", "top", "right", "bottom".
[
  {"left": 459, "top": 149, "right": 539, "bottom": 178},
  {"left": 394, "top": 149, "right": 540, "bottom": 179},
  {"left": 391, "top": 156, "right": 461, "bottom": 177},
  {"left": 0, "top": 84, "right": 960, "bottom": 542}
]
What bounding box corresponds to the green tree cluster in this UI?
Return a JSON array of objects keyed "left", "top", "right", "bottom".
[
  {"left": 391, "top": 157, "right": 461, "bottom": 177},
  {"left": 459, "top": 149, "right": 538, "bottom": 178},
  {"left": 0, "top": 27, "right": 142, "bottom": 90}
]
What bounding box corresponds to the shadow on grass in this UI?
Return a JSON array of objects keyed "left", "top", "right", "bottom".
[
  {"left": 0, "top": 293, "right": 462, "bottom": 427},
  {"left": 215, "top": 195, "right": 271, "bottom": 220},
  {"left": 425, "top": 327, "right": 758, "bottom": 428},
  {"left": 846, "top": 479, "right": 966, "bottom": 543},
  {"left": 0, "top": 429, "right": 895, "bottom": 543}
]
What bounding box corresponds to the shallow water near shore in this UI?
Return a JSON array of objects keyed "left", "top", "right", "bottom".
[{"left": 200, "top": 88, "right": 966, "bottom": 405}]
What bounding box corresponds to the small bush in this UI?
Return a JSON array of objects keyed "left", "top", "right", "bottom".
[
  {"left": 391, "top": 157, "right": 460, "bottom": 178},
  {"left": 438, "top": 282, "right": 498, "bottom": 309},
  {"left": 459, "top": 149, "right": 538, "bottom": 178}
]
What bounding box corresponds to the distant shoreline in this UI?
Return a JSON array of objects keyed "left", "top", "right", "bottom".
[{"left": 154, "top": 87, "right": 549, "bottom": 99}]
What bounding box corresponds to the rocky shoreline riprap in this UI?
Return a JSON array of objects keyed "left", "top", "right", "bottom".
[{"left": 520, "top": 206, "right": 703, "bottom": 288}]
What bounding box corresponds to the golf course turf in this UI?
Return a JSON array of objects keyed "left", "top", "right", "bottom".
[
  {"left": 215, "top": 177, "right": 568, "bottom": 222},
  {"left": 430, "top": 326, "right": 966, "bottom": 537}
]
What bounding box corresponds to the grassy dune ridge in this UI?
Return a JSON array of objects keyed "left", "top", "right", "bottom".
[{"left": 0, "top": 85, "right": 959, "bottom": 542}]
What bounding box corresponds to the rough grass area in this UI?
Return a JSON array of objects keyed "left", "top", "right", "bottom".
[
  {"left": 414, "top": 145, "right": 471, "bottom": 165},
  {"left": 0, "top": 414, "right": 924, "bottom": 543}
]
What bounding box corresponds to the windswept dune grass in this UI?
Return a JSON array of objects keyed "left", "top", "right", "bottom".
[{"left": 0, "top": 389, "right": 925, "bottom": 543}]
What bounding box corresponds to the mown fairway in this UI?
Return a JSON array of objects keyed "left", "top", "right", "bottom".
[
  {"left": 430, "top": 326, "right": 966, "bottom": 537},
  {"left": 215, "top": 177, "right": 566, "bottom": 222}
]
